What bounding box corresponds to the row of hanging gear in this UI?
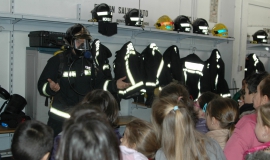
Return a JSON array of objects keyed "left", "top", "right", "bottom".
[{"left": 90, "top": 39, "right": 232, "bottom": 108}]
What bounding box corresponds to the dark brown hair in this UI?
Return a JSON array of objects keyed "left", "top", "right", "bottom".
[
  {"left": 11, "top": 120, "right": 54, "bottom": 160},
  {"left": 198, "top": 91, "right": 220, "bottom": 109},
  {"left": 80, "top": 89, "right": 119, "bottom": 127},
  {"left": 56, "top": 106, "right": 120, "bottom": 160}
]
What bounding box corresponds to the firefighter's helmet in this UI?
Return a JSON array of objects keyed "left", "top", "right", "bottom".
[
  {"left": 91, "top": 3, "right": 112, "bottom": 22},
  {"left": 65, "top": 24, "right": 91, "bottom": 44},
  {"left": 211, "top": 23, "right": 228, "bottom": 38},
  {"left": 192, "top": 18, "right": 209, "bottom": 35},
  {"left": 174, "top": 15, "right": 192, "bottom": 33},
  {"left": 252, "top": 30, "right": 268, "bottom": 44},
  {"left": 124, "top": 9, "right": 143, "bottom": 27},
  {"left": 155, "top": 15, "right": 174, "bottom": 31}
]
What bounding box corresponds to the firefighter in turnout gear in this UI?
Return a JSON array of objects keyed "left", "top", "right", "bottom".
[{"left": 37, "top": 24, "right": 130, "bottom": 136}]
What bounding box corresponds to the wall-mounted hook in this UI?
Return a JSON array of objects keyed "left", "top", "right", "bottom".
[
  {"left": 192, "top": 47, "right": 197, "bottom": 53},
  {"left": 189, "top": 46, "right": 197, "bottom": 54}
]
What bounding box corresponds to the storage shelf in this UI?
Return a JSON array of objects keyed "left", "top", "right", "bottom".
[
  {"left": 0, "top": 13, "right": 234, "bottom": 45},
  {"left": 247, "top": 43, "right": 270, "bottom": 52}
]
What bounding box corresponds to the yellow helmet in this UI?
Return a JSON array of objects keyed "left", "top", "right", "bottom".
[
  {"left": 211, "top": 23, "right": 228, "bottom": 38},
  {"left": 155, "top": 15, "right": 174, "bottom": 31}
]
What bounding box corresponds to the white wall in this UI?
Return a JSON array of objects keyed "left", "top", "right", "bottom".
[
  {"left": 231, "top": 0, "right": 270, "bottom": 91},
  {"left": 2, "top": 0, "right": 269, "bottom": 122}
]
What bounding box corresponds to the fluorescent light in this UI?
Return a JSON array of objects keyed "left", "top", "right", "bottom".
[{"left": 265, "top": 47, "right": 269, "bottom": 51}]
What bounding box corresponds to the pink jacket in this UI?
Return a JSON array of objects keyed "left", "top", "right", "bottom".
[
  {"left": 120, "top": 145, "right": 148, "bottom": 160},
  {"left": 224, "top": 113, "right": 263, "bottom": 160}
]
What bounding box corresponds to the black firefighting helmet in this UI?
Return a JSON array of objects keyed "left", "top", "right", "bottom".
[
  {"left": 174, "top": 15, "right": 192, "bottom": 33},
  {"left": 91, "top": 3, "right": 112, "bottom": 22},
  {"left": 124, "top": 9, "right": 143, "bottom": 26},
  {"left": 192, "top": 18, "right": 209, "bottom": 35},
  {"left": 252, "top": 30, "right": 268, "bottom": 44},
  {"left": 64, "top": 24, "right": 92, "bottom": 46}
]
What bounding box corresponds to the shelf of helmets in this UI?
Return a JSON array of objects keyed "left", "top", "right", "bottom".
[{"left": 0, "top": 13, "right": 234, "bottom": 45}]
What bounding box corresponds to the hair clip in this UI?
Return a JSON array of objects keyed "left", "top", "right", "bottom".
[
  {"left": 173, "top": 106, "right": 179, "bottom": 111},
  {"left": 202, "top": 103, "right": 208, "bottom": 113}
]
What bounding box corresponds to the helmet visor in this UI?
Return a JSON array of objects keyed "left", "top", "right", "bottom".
[{"left": 74, "top": 39, "right": 90, "bottom": 51}]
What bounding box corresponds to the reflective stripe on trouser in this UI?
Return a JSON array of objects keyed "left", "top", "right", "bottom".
[{"left": 50, "top": 107, "right": 70, "bottom": 119}]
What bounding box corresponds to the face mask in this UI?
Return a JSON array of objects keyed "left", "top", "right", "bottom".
[{"left": 73, "top": 39, "right": 91, "bottom": 56}]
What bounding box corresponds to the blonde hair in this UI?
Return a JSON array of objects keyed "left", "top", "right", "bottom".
[
  {"left": 207, "top": 98, "right": 239, "bottom": 138},
  {"left": 152, "top": 82, "right": 197, "bottom": 143},
  {"left": 258, "top": 103, "right": 270, "bottom": 127},
  {"left": 124, "top": 119, "right": 159, "bottom": 159},
  {"left": 152, "top": 97, "right": 209, "bottom": 160}
]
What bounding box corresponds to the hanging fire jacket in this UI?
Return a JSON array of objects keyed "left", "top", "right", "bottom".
[
  {"left": 91, "top": 39, "right": 113, "bottom": 89},
  {"left": 37, "top": 49, "right": 118, "bottom": 121},
  {"left": 91, "top": 39, "right": 122, "bottom": 108},
  {"left": 245, "top": 53, "right": 265, "bottom": 78},
  {"left": 163, "top": 45, "right": 182, "bottom": 81},
  {"left": 141, "top": 43, "right": 172, "bottom": 106},
  {"left": 113, "top": 41, "right": 145, "bottom": 99},
  {"left": 179, "top": 53, "right": 211, "bottom": 100},
  {"left": 205, "top": 49, "right": 231, "bottom": 98}
]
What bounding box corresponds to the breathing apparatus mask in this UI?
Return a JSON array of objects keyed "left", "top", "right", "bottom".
[
  {"left": 65, "top": 24, "right": 92, "bottom": 58},
  {"left": 73, "top": 38, "right": 91, "bottom": 58}
]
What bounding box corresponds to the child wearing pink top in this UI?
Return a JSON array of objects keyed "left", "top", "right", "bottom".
[
  {"left": 224, "top": 72, "right": 269, "bottom": 160},
  {"left": 120, "top": 119, "right": 159, "bottom": 160}
]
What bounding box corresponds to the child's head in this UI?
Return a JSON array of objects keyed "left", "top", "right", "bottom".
[
  {"left": 254, "top": 74, "right": 270, "bottom": 109},
  {"left": 206, "top": 98, "right": 239, "bottom": 137},
  {"left": 152, "top": 95, "right": 207, "bottom": 160},
  {"left": 56, "top": 106, "right": 120, "bottom": 160},
  {"left": 195, "top": 91, "right": 220, "bottom": 111},
  {"left": 157, "top": 82, "right": 197, "bottom": 126},
  {"left": 80, "top": 89, "right": 119, "bottom": 127},
  {"left": 245, "top": 71, "right": 268, "bottom": 104},
  {"left": 11, "top": 120, "right": 54, "bottom": 160},
  {"left": 255, "top": 103, "right": 270, "bottom": 143},
  {"left": 121, "top": 119, "right": 159, "bottom": 159}
]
